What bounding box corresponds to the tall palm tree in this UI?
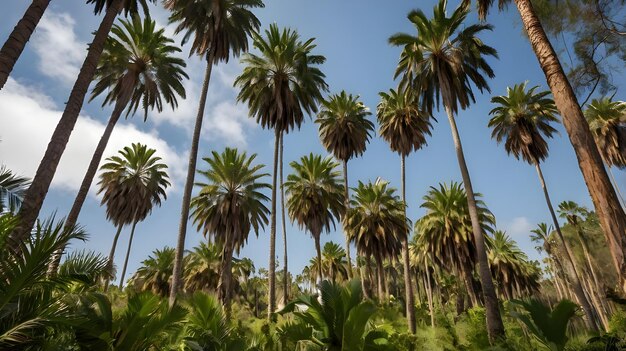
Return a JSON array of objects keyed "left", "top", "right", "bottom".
[
  {"left": 321, "top": 241, "right": 349, "bottom": 282},
  {"left": 0, "top": 166, "right": 29, "bottom": 214},
  {"left": 166, "top": 0, "right": 264, "bottom": 307},
  {"left": 0, "top": 0, "right": 50, "bottom": 90},
  {"left": 49, "top": 16, "right": 187, "bottom": 274},
  {"left": 316, "top": 90, "right": 374, "bottom": 279},
  {"left": 128, "top": 247, "right": 175, "bottom": 297},
  {"left": 97, "top": 143, "right": 169, "bottom": 289},
  {"left": 530, "top": 223, "right": 573, "bottom": 299},
  {"left": 488, "top": 82, "right": 598, "bottom": 330},
  {"left": 284, "top": 154, "right": 344, "bottom": 283},
  {"left": 416, "top": 182, "right": 494, "bottom": 307},
  {"left": 345, "top": 180, "right": 408, "bottom": 300},
  {"left": 389, "top": 0, "right": 504, "bottom": 340},
  {"left": 235, "top": 24, "right": 328, "bottom": 317},
  {"left": 477, "top": 0, "right": 626, "bottom": 297},
  {"left": 11, "top": 0, "right": 155, "bottom": 247},
  {"left": 377, "top": 86, "right": 432, "bottom": 333},
  {"left": 585, "top": 97, "right": 626, "bottom": 206},
  {"left": 190, "top": 148, "right": 270, "bottom": 307}
]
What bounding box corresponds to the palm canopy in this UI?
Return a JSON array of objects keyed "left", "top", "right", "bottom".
[
  {"left": 321, "top": 241, "right": 349, "bottom": 281},
  {"left": 284, "top": 154, "right": 345, "bottom": 239},
  {"left": 530, "top": 222, "right": 554, "bottom": 255},
  {"left": 129, "top": 247, "right": 175, "bottom": 297},
  {"left": 487, "top": 230, "right": 540, "bottom": 298},
  {"left": 164, "top": 0, "right": 263, "bottom": 61},
  {"left": 235, "top": 24, "right": 328, "bottom": 134},
  {"left": 557, "top": 200, "right": 589, "bottom": 226},
  {"left": 89, "top": 16, "right": 188, "bottom": 120},
  {"left": 488, "top": 82, "right": 559, "bottom": 164},
  {"left": 190, "top": 148, "right": 270, "bottom": 254},
  {"left": 377, "top": 87, "right": 433, "bottom": 156},
  {"left": 0, "top": 166, "right": 29, "bottom": 213},
  {"left": 87, "top": 0, "right": 154, "bottom": 16},
  {"left": 415, "top": 182, "right": 495, "bottom": 273},
  {"left": 346, "top": 180, "right": 408, "bottom": 261},
  {"left": 389, "top": 0, "right": 497, "bottom": 115},
  {"left": 183, "top": 242, "right": 222, "bottom": 292},
  {"left": 316, "top": 91, "right": 374, "bottom": 161},
  {"left": 584, "top": 97, "right": 626, "bottom": 168},
  {"left": 97, "top": 143, "right": 170, "bottom": 227}
]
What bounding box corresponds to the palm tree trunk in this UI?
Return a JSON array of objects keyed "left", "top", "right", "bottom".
[
  {"left": 169, "top": 51, "right": 215, "bottom": 307},
  {"left": 104, "top": 223, "right": 123, "bottom": 291},
  {"left": 0, "top": 0, "right": 51, "bottom": 90},
  {"left": 444, "top": 106, "right": 504, "bottom": 342},
  {"left": 400, "top": 154, "right": 416, "bottom": 333},
  {"left": 118, "top": 221, "right": 137, "bottom": 288},
  {"left": 315, "top": 235, "right": 323, "bottom": 284},
  {"left": 265, "top": 127, "right": 280, "bottom": 319},
  {"left": 535, "top": 161, "right": 599, "bottom": 330},
  {"left": 424, "top": 258, "right": 435, "bottom": 328},
  {"left": 218, "top": 244, "right": 234, "bottom": 309},
  {"left": 366, "top": 256, "right": 374, "bottom": 297},
  {"left": 577, "top": 229, "right": 603, "bottom": 301},
  {"left": 514, "top": 0, "right": 626, "bottom": 295},
  {"left": 342, "top": 160, "right": 354, "bottom": 279},
  {"left": 48, "top": 94, "right": 131, "bottom": 275},
  {"left": 376, "top": 255, "right": 385, "bottom": 300},
  {"left": 280, "top": 132, "right": 289, "bottom": 304},
  {"left": 360, "top": 255, "right": 370, "bottom": 299},
  {"left": 10, "top": 0, "right": 124, "bottom": 248}
]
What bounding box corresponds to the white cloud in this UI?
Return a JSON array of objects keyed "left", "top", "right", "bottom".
[
  {"left": 503, "top": 216, "right": 533, "bottom": 236},
  {"left": 31, "top": 11, "right": 85, "bottom": 86},
  {"left": 0, "top": 78, "right": 186, "bottom": 195}
]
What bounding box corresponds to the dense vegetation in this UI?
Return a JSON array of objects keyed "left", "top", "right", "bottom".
[{"left": 1, "top": 0, "right": 626, "bottom": 349}]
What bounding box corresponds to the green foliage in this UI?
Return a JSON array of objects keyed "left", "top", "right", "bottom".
[
  {"left": 510, "top": 299, "right": 579, "bottom": 351},
  {"left": 0, "top": 165, "right": 29, "bottom": 213}
]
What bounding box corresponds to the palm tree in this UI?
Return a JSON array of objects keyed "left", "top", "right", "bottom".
[
  {"left": 389, "top": 0, "right": 504, "bottom": 339},
  {"left": 316, "top": 90, "right": 374, "bottom": 280},
  {"left": 166, "top": 0, "right": 264, "bottom": 307},
  {"left": 346, "top": 180, "right": 408, "bottom": 300},
  {"left": 129, "top": 247, "right": 175, "bottom": 297},
  {"left": 416, "top": 182, "right": 494, "bottom": 307},
  {"left": 377, "top": 86, "right": 432, "bottom": 333},
  {"left": 190, "top": 148, "right": 270, "bottom": 307},
  {"left": 0, "top": 0, "right": 50, "bottom": 90},
  {"left": 585, "top": 97, "right": 626, "bottom": 206},
  {"left": 284, "top": 154, "right": 344, "bottom": 283},
  {"left": 183, "top": 241, "right": 222, "bottom": 293},
  {"left": 321, "top": 241, "right": 349, "bottom": 282},
  {"left": 11, "top": 0, "right": 155, "bottom": 247},
  {"left": 48, "top": 16, "right": 187, "bottom": 274},
  {"left": 235, "top": 24, "right": 328, "bottom": 317},
  {"left": 477, "top": 0, "right": 626, "bottom": 298},
  {"left": 530, "top": 223, "right": 573, "bottom": 299},
  {"left": 488, "top": 82, "right": 598, "bottom": 330},
  {"left": 0, "top": 166, "right": 29, "bottom": 213},
  {"left": 97, "top": 143, "right": 169, "bottom": 289}
]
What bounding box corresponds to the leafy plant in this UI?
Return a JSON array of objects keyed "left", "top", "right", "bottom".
[{"left": 509, "top": 299, "right": 578, "bottom": 351}]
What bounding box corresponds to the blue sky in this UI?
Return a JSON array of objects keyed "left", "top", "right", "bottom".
[{"left": 0, "top": 0, "right": 624, "bottom": 282}]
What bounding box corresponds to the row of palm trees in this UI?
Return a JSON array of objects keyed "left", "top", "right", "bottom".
[{"left": 2, "top": 0, "right": 626, "bottom": 344}]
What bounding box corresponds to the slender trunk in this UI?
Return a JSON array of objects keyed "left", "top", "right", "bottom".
[
  {"left": 425, "top": 257, "right": 435, "bottom": 328},
  {"left": 265, "top": 127, "right": 280, "bottom": 319},
  {"left": 535, "top": 162, "right": 598, "bottom": 330},
  {"left": 366, "top": 256, "right": 374, "bottom": 298},
  {"left": 315, "top": 235, "right": 323, "bottom": 284},
  {"left": 49, "top": 94, "right": 131, "bottom": 275},
  {"left": 582, "top": 269, "right": 608, "bottom": 330},
  {"left": 444, "top": 106, "right": 504, "bottom": 342},
  {"left": 608, "top": 166, "right": 626, "bottom": 209},
  {"left": 376, "top": 255, "right": 385, "bottom": 301},
  {"left": 218, "top": 244, "right": 233, "bottom": 308},
  {"left": 11, "top": 0, "right": 124, "bottom": 247},
  {"left": 577, "top": 228, "right": 603, "bottom": 301},
  {"left": 342, "top": 160, "right": 354, "bottom": 279},
  {"left": 169, "top": 53, "right": 215, "bottom": 307},
  {"left": 103, "top": 223, "right": 123, "bottom": 291},
  {"left": 461, "top": 265, "right": 479, "bottom": 307},
  {"left": 515, "top": 0, "right": 626, "bottom": 295},
  {"left": 0, "top": 0, "right": 51, "bottom": 90},
  {"left": 400, "top": 154, "right": 416, "bottom": 333},
  {"left": 280, "top": 132, "right": 289, "bottom": 303},
  {"left": 360, "top": 254, "right": 370, "bottom": 299},
  {"left": 118, "top": 221, "right": 137, "bottom": 288}
]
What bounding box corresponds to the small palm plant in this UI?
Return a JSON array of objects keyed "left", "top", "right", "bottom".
[
  {"left": 128, "top": 247, "right": 175, "bottom": 297},
  {"left": 285, "top": 154, "right": 345, "bottom": 283},
  {"left": 510, "top": 299, "right": 579, "bottom": 351},
  {"left": 190, "top": 148, "right": 270, "bottom": 306},
  {"left": 321, "top": 241, "right": 349, "bottom": 283},
  {"left": 98, "top": 143, "right": 170, "bottom": 289},
  {"left": 183, "top": 242, "right": 222, "bottom": 293},
  {"left": 0, "top": 166, "right": 29, "bottom": 213}
]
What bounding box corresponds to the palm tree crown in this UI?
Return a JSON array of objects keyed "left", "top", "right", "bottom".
[
  {"left": 164, "top": 0, "right": 263, "bottom": 61},
  {"left": 585, "top": 97, "right": 626, "bottom": 168},
  {"left": 90, "top": 16, "right": 188, "bottom": 119},
  {"left": 191, "top": 148, "right": 270, "bottom": 252},
  {"left": 87, "top": 0, "right": 154, "bottom": 16},
  {"left": 488, "top": 82, "right": 559, "bottom": 164},
  {"left": 284, "top": 154, "right": 345, "bottom": 240},
  {"left": 316, "top": 91, "right": 374, "bottom": 161},
  {"left": 389, "top": 0, "right": 497, "bottom": 115},
  {"left": 377, "top": 87, "right": 433, "bottom": 156},
  {"left": 97, "top": 143, "right": 170, "bottom": 227},
  {"left": 235, "top": 23, "right": 328, "bottom": 134}
]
